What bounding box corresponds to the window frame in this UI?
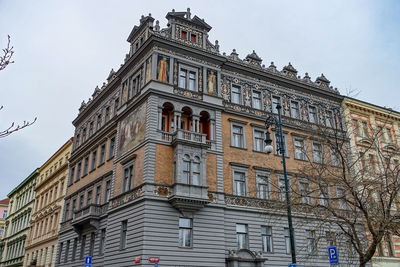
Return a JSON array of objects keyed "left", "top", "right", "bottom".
[
  {"left": 120, "top": 220, "right": 128, "bottom": 250},
  {"left": 253, "top": 128, "right": 265, "bottom": 152},
  {"left": 178, "top": 218, "right": 193, "bottom": 248},
  {"left": 290, "top": 100, "right": 300, "bottom": 119},
  {"left": 98, "top": 142, "right": 106, "bottom": 166},
  {"left": 271, "top": 95, "right": 281, "bottom": 114},
  {"left": 252, "top": 90, "right": 262, "bottom": 109},
  {"left": 293, "top": 136, "right": 307, "bottom": 161},
  {"left": 122, "top": 160, "right": 134, "bottom": 193},
  {"left": 256, "top": 171, "right": 270, "bottom": 199},
  {"left": 231, "top": 84, "right": 242, "bottom": 105},
  {"left": 311, "top": 140, "right": 323, "bottom": 163},
  {"left": 274, "top": 132, "right": 289, "bottom": 157},
  {"left": 306, "top": 230, "right": 317, "bottom": 254},
  {"left": 308, "top": 105, "right": 318, "bottom": 123},
  {"left": 231, "top": 122, "right": 247, "bottom": 149},
  {"left": 261, "top": 226, "right": 273, "bottom": 253},
  {"left": 232, "top": 166, "right": 248, "bottom": 197},
  {"left": 236, "top": 224, "right": 248, "bottom": 249},
  {"left": 178, "top": 64, "right": 198, "bottom": 91}
]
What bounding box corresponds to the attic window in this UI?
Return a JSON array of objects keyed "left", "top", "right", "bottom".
[
  {"left": 181, "top": 31, "right": 187, "bottom": 39},
  {"left": 190, "top": 34, "right": 197, "bottom": 42}
]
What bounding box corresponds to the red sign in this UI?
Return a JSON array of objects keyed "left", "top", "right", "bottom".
[
  {"left": 134, "top": 257, "right": 141, "bottom": 263},
  {"left": 148, "top": 257, "right": 159, "bottom": 263}
]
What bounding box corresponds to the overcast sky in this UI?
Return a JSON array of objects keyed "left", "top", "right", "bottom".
[{"left": 0, "top": 0, "right": 399, "bottom": 198}]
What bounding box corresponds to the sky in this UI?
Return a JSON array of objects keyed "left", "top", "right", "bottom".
[{"left": 0, "top": 0, "right": 399, "bottom": 198}]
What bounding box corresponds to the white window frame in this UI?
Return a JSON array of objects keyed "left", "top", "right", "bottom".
[
  {"left": 278, "top": 174, "right": 291, "bottom": 201},
  {"left": 311, "top": 140, "right": 323, "bottom": 163},
  {"left": 178, "top": 218, "right": 192, "bottom": 248},
  {"left": 231, "top": 84, "right": 242, "bottom": 105},
  {"left": 293, "top": 136, "right": 307, "bottom": 160},
  {"left": 252, "top": 90, "right": 262, "bottom": 109},
  {"left": 253, "top": 128, "right": 265, "bottom": 152},
  {"left": 306, "top": 230, "right": 317, "bottom": 254},
  {"left": 271, "top": 95, "right": 281, "bottom": 114},
  {"left": 181, "top": 155, "right": 201, "bottom": 186},
  {"left": 261, "top": 226, "right": 273, "bottom": 253},
  {"left": 274, "top": 132, "right": 289, "bottom": 157},
  {"left": 308, "top": 105, "right": 318, "bottom": 123},
  {"left": 256, "top": 171, "right": 270, "bottom": 199},
  {"left": 122, "top": 160, "right": 134, "bottom": 193},
  {"left": 298, "top": 178, "right": 311, "bottom": 204},
  {"left": 290, "top": 101, "right": 300, "bottom": 119},
  {"left": 232, "top": 166, "right": 248, "bottom": 197},
  {"left": 231, "top": 122, "right": 246, "bottom": 149},
  {"left": 236, "top": 224, "right": 248, "bottom": 249},
  {"left": 178, "top": 64, "right": 198, "bottom": 91}
]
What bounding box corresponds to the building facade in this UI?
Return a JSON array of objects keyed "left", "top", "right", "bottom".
[
  {"left": 24, "top": 138, "right": 73, "bottom": 267},
  {"left": 0, "top": 199, "right": 10, "bottom": 240},
  {"left": 0, "top": 170, "right": 38, "bottom": 267},
  {"left": 56, "top": 9, "right": 360, "bottom": 267},
  {"left": 343, "top": 97, "right": 400, "bottom": 267}
]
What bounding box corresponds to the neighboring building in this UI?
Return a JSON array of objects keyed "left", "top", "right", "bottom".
[
  {"left": 0, "top": 170, "right": 38, "bottom": 267},
  {"left": 0, "top": 199, "right": 10, "bottom": 240},
  {"left": 56, "top": 9, "right": 360, "bottom": 267},
  {"left": 24, "top": 138, "right": 73, "bottom": 267},
  {"left": 343, "top": 97, "right": 400, "bottom": 267}
]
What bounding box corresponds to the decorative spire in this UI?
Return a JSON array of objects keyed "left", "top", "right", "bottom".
[
  {"left": 282, "top": 62, "right": 298, "bottom": 78},
  {"left": 315, "top": 73, "right": 330, "bottom": 88},
  {"left": 230, "top": 49, "right": 239, "bottom": 60},
  {"left": 214, "top": 40, "right": 219, "bottom": 52},
  {"left": 303, "top": 72, "right": 311, "bottom": 83},
  {"left": 155, "top": 20, "right": 160, "bottom": 31},
  {"left": 267, "top": 62, "right": 277, "bottom": 72},
  {"left": 107, "top": 68, "right": 116, "bottom": 82},
  {"left": 92, "top": 85, "right": 101, "bottom": 98},
  {"left": 245, "top": 50, "right": 262, "bottom": 66}
]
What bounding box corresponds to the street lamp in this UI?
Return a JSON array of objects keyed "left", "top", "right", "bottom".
[{"left": 264, "top": 103, "right": 296, "bottom": 265}]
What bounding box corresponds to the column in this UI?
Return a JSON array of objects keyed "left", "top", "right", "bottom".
[
  {"left": 158, "top": 107, "right": 162, "bottom": 130},
  {"left": 210, "top": 119, "right": 215, "bottom": 140}
]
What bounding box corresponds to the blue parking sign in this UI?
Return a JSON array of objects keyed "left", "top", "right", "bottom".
[
  {"left": 328, "top": 246, "right": 339, "bottom": 264},
  {"left": 288, "top": 264, "right": 296, "bottom": 267},
  {"left": 85, "top": 256, "right": 92, "bottom": 264}
]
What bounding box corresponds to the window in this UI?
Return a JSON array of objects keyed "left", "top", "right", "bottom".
[
  {"left": 86, "top": 190, "right": 92, "bottom": 206},
  {"left": 95, "top": 185, "right": 101, "bottom": 205},
  {"left": 181, "top": 30, "right": 187, "bottom": 39},
  {"left": 369, "top": 154, "right": 376, "bottom": 175},
  {"left": 330, "top": 147, "right": 340, "bottom": 167},
  {"left": 308, "top": 106, "right": 317, "bottom": 123},
  {"left": 290, "top": 101, "right": 300, "bottom": 119},
  {"left": 272, "top": 96, "right": 280, "bottom": 114},
  {"left": 278, "top": 175, "right": 291, "bottom": 201},
  {"left": 96, "top": 114, "right": 102, "bottom": 130},
  {"left": 299, "top": 180, "right": 311, "bottom": 204},
  {"left": 232, "top": 125, "right": 244, "bottom": 148},
  {"left": 78, "top": 194, "right": 84, "bottom": 210},
  {"left": 326, "top": 232, "right": 336, "bottom": 247},
  {"left": 108, "top": 136, "right": 115, "bottom": 159},
  {"left": 64, "top": 202, "right": 70, "bottom": 221},
  {"left": 82, "top": 128, "right": 87, "bottom": 143},
  {"left": 231, "top": 85, "right": 241, "bottom": 104},
  {"left": 123, "top": 164, "right": 134, "bottom": 193},
  {"left": 64, "top": 240, "right": 70, "bottom": 263},
  {"left": 352, "top": 119, "right": 360, "bottom": 136},
  {"left": 257, "top": 175, "right": 269, "bottom": 199},
  {"left": 178, "top": 218, "right": 192, "bottom": 247},
  {"left": 98, "top": 144, "right": 106, "bottom": 166},
  {"left": 362, "top": 121, "right": 369, "bottom": 138},
  {"left": 386, "top": 128, "right": 394, "bottom": 143},
  {"left": 252, "top": 91, "right": 261, "bottom": 109},
  {"left": 274, "top": 133, "right": 288, "bottom": 156},
  {"left": 58, "top": 242, "right": 63, "bottom": 264},
  {"left": 129, "top": 74, "right": 141, "bottom": 98},
  {"left": 294, "top": 137, "right": 306, "bottom": 160},
  {"left": 120, "top": 220, "right": 127, "bottom": 249},
  {"left": 71, "top": 199, "right": 76, "bottom": 219},
  {"left": 2, "top": 211, "right": 6, "bottom": 219},
  {"left": 190, "top": 33, "right": 197, "bottom": 42},
  {"left": 99, "top": 229, "right": 106, "bottom": 255},
  {"left": 80, "top": 235, "right": 86, "bottom": 259},
  {"left": 261, "top": 226, "right": 273, "bottom": 252},
  {"left": 179, "top": 66, "right": 197, "bottom": 91},
  {"left": 104, "top": 180, "right": 111, "bottom": 203},
  {"left": 82, "top": 155, "right": 89, "bottom": 176},
  {"left": 233, "top": 171, "right": 246, "bottom": 196},
  {"left": 91, "top": 149, "right": 97, "bottom": 171},
  {"left": 306, "top": 230, "right": 316, "bottom": 254},
  {"left": 325, "top": 110, "right": 333, "bottom": 127},
  {"left": 284, "top": 228, "right": 292, "bottom": 254},
  {"left": 114, "top": 98, "right": 119, "bottom": 114},
  {"left": 75, "top": 162, "right": 81, "bottom": 181},
  {"left": 253, "top": 130, "right": 264, "bottom": 152},
  {"left": 72, "top": 238, "right": 77, "bottom": 261},
  {"left": 89, "top": 232, "right": 95, "bottom": 256},
  {"left": 319, "top": 183, "right": 329, "bottom": 206},
  {"left": 336, "top": 187, "right": 346, "bottom": 209},
  {"left": 236, "top": 224, "right": 248, "bottom": 249},
  {"left": 312, "top": 141, "right": 323, "bottom": 163},
  {"left": 192, "top": 157, "right": 200, "bottom": 186},
  {"left": 88, "top": 122, "right": 94, "bottom": 136}
]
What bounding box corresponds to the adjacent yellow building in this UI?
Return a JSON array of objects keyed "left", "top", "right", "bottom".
[{"left": 24, "top": 138, "right": 72, "bottom": 267}]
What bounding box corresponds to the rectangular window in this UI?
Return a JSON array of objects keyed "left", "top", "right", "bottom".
[
  {"left": 188, "top": 71, "right": 196, "bottom": 91},
  {"left": 75, "top": 162, "right": 81, "bottom": 181},
  {"left": 337, "top": 187, "right": 346, "bottom": 209},
  {"left": 257, "top": 175, "right": 269, "bottom": 199},
  {"left": 98, "top": 144, "right": 106, "bottom": 166},
  {"left": 80, "top": 235, "right": 86, "bottom": 260},
  {"left": 64, "top": 240, "right": 70, "bottom": 263},
  {"left": 232, "top": 125, "right": 244, "bottom": 148},
  {"left": 231, "top": 85, "right": 241, "bottom": 104},
  {"left": 64, "top": 202, "right": 70, "bottom": 221},
  {"left": 71, "top": 199, "right": 76, "bottom": 219},
  {"left": 78, "top": 194, "right": 84, "bottom": 210},
  {"left": 69, "top": 166, "right": 75, "bottom": 185},
  {"left": 236, "top": 224, "right": 248, "bottom": 249},
  {"left": 190, "top": 33, "right": 197, "bottom": 42},
  {"left": 299, "top": 181, "right": 311, "bottom": 204},
  {"left": 83, "top": 155, "right": 89, "bottom": 176},
  {"left": 108, "top": 137, "right": 115, "bottom": 159},
  {"left": 261, "top": 226, "right": 273, "bottom": 252},
  {"left": 179, "top": 66, "right": 197, "bottom": 91},
  {"left": 192, "top": 161, "right": 200, "bottom": 186},
  {"left": 90, "top": 149, "right": 97, "bottom": 171},
  {"left": 278, "top": 175, "right": 291, "bottom": 201},
  {"left": 89, "top": 232, "right": 95, "bottom": 256},
  {"left": 96, "top": 114, "right": 102, "bottom": 130},
  {"left": 86, "top": 190, "right": 92, "bottom": 206},
  {"left": 308, "top": 106, "right": 317, "bottom": 123},
  {"left": 274, "top": 133, "right": 288, "bottom": 156},
  {"left": 120, "top": 220, "right": 127, "bottom": 249},
  {"left": 290, "top": 101, "right": 300, "bottom": 119},
  {"left": 178, "top": 218, "right": 192, "bottom": 247},
  {"left": 306, "top": 230, "right": 316, "bottom": 254},
  {"left": 319, "top": 183, "right": 329, "bottom": 206},
  {"left": 233, "top": 171, "right": 246, "bottom": 196},
  {"left": 88, "top": 122, "right": 93, "bottom": 136},
  {"left": 284, "top": 228, "right": 292, "bottom": 254},
  {"left": 326, "top": 232, "right": 336, "bottom": 247},
  {"left": 95, "top": 185, "right": 101, "bottom": 205},
  {"left": 181, "top": 30, "right": 187, "bottom": 39},
  {"left": 353, "top": 119, "right": 360, "bottom": 136},
  {"left": 123, "top": 164, "right": 134, "bottom": 193},
  {"left": 252, "top": 91, "right": 261, "bottom": 109},
  {"left": 386, "top": 128, "right": 394, "bottom": 143},
  {"left": 104, "top": 180, "right": 111, "bottom": 203},
  {"left": 294, "top": 138, "right": 306, "bottom": 160},
  {"left": 253, "top": 130, "right": 264, "bottom": 152},
  {"left": 312, "top": 141, "right": 323, "bottom": 163},
  {"left": 330, "top": 147, "right": 340, "bottom": 167},
  {"left": 105, "top": 106, "right": 110, "bottom": 122},
  {"left": 179, "top": 69, "right": 187, "bottom": 88},
  {"left": 182, "top": 157, "right": 190, "bottom": 184},
  {"left": 99, "top": 229, "right": 106, "bottom": 255},
  {"left": 272, "top": 96, "right": 280, "bottom": 114},
  {"left": 362, "top": 122, "right": 369, "bottom": 138},
  {"left": 325, "top": 110, "right": 333, "bottom": 127},
  {"left": 58, "top": 242, "right": 63, "bottom": 264},
  {"left": 72, "top": 238, "right": 77, "bottom": 261}
]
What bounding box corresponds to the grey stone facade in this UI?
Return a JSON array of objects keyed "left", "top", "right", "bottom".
[{"left": 56, "top": 9, "right": 363, "bottom": 267}]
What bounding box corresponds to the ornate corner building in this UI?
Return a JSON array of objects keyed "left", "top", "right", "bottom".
[
  {"left": 55, "top": 9, "right": 361, "bottom": 267},
  {"left": 23, "top": 138, "right": 73, "bottom": 267},
  {"left": 0, "top": 199, "right": 10, "bottom": 240},
  {"left": 343, "top": 97, "right": 400, "bottom": 267},
  {"left": 0, "top": 171, "right": 38, "bottom": 267}
]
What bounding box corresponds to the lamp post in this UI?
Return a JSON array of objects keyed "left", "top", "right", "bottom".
[{"left": 264, "top": 103, "right": 296, "bottom": 264}]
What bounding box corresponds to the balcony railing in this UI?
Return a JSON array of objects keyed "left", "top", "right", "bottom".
[
  {"left": 172, "top": 129, "right": 207, "bottom": 146},
  {"left": 110, "top": 185, "right": 143, "bottom": 210},
  {"left": 73, "top": 204, "right": 103, "bottom": 221},
  {"left": 225, "top": 194, "right": 283, "bottom": 210}
]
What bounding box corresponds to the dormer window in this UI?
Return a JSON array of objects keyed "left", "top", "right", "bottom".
[
  {"left": 181, "top": 31, "right": 187, "bottom": 39},
  {"left": 190, "top": 33, "right": 197, "bottom": 42}
]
